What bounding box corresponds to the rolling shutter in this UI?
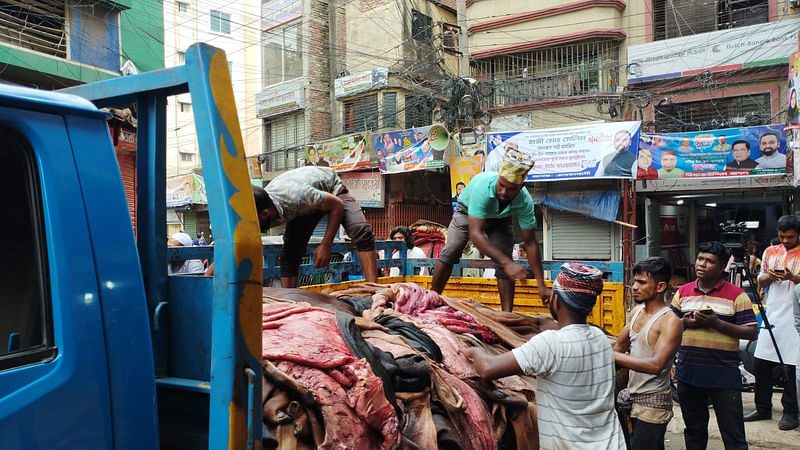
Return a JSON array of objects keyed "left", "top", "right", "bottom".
[
  {"left": 116, "top": 152, "right": 136, "bottom": 232},
  {"left": 551, "top": 210, "right": 612, "bottom": 260}
]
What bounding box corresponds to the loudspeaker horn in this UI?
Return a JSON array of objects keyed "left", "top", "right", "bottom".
[{"left": 428, "top": 124, "right": 450, "bottom": 151}]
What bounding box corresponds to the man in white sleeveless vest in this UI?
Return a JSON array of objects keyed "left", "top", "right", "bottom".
[{"left": 614, "top": 257, "right": 683, "bottom": 449}]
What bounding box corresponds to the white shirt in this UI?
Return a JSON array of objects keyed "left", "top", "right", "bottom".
[
  {"left": 389, "top": 246, "right": 429, "bottom": 276},
  {"left": 168, "top": 259, "right": 205, "bottom": 275},
  {"left": 755, "top": 152, "right": 786, "bottom": 169},
  {"left": 512, "top": 324, "right": 625, "bottom": 450},
  {"left": 755, "top": 249, "right": 800, "bottom": 365}
]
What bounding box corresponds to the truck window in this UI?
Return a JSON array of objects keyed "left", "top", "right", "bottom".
[{"left": 0, "top": 126, "right": 54, "bottom": 370}]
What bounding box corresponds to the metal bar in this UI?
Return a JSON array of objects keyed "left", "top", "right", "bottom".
[{"left": 60, "top": 65, "right": 190, "bottom": 108}]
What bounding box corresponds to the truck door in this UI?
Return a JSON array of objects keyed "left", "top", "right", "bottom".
[{"left": 0, "top": 110, "right": 114, "bottom": 448}]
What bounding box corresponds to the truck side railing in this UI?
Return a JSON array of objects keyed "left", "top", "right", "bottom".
[{"left": 170, "top": 241, "right": 625, "bottom": 285}]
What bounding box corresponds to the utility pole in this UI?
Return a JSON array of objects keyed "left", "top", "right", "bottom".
[
  {"left": 456, "top": 0, "right": 469, "bottom": 77},
  {"left": 329, "top": 0, "right": 341, "bottom": 135}
]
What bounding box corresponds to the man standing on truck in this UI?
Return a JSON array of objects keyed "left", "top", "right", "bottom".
[
  {"left": 671, "top": 241, "right": 757, "bottom": 449},
  {"left": 463, "top": 263, "right": 626, "bottom": 449},
  {"left": 613, "top": 257, "right": 682, "bottom": 449},
  {"left": 431, "top": 148, "right": 549, "bottom": 312},
  {"left": 254, "top": 166, "right": 378, "bottom": 288}
]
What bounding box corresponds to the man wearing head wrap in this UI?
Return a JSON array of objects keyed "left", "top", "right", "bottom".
[
  {"left": 464, "top": 263, "right": 626, "bottom": 449},
  {"left": 432, "top": 147, "right": 550, "bottom": 312},
  {"left": 167, "top": 232, "right": 205, "bottom": 275}
]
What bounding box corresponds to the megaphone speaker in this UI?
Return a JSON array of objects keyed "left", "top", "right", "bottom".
[{"left": 428, "top": 125, "right": 450, "bottom": 151}]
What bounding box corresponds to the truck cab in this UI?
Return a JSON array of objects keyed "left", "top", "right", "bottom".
[{"left": 0, "top": 44, "right": 263, "bottom": 449}]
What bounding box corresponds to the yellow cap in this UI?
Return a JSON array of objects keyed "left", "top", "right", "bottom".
[{"left": 498, "top": 147, "right": 534, "bottom": 184}]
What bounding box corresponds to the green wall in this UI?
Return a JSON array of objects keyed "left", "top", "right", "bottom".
[{"left": 121, "top": 0, "right": 165, "bottom": 73}]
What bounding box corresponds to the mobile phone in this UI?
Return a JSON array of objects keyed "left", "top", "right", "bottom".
[
  {"left": 775, "top": 269, "right": 785, "bottom": 274},
  {"left": 697, "top": 306, "right": 713, "bottom": 314}
]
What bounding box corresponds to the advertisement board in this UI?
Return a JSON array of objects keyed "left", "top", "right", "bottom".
[
  {"left": 167, "top": 173, "right": 207, "bottom": 208},
  {"left": 334, "top": 68, "right": 388, "bottom": 98},
  {"left": 485, "top": 121, "right": 642, "bottom": 181},
  {"left": 639, "top": 125, "right": 787, "bottom": 179},
  {"left": 340, "top": 171, "right": 384, "bottom": 207},
  {"left": 255, "top": 80, "right": 305, "bottom": 118},
  {"left": 372, "top": 125, "right": 447, "bottom": 174},
  {"left": 303, "top": 134, "right": 371, "bottom": 173},
  {"left": 627, "top": 19, "right": 800, "bottom": 83},
  {"left": 449, "top": 156, "right": 483, "bottom": 202}
]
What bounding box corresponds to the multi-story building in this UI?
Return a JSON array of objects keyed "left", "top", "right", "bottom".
[
  {"left": 0, "top": 1, "right": 163, "bottom": 89},
  {"left": 257, "top": 0, "right": 461, "bottom": 238},
  {"left": 629, "top": 1, "right": 800, "bottom": 265},
  {"left": 0, "top": 1, "right": 165, "bottom": 232},
  {"left": 164, "top": 0, "right": 262, "bottom": 236}
]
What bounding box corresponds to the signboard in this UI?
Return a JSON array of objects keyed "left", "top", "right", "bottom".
[
  {"left": 485, "top": 121, "right": 642, "bottom": 181},
  {"left": 340, "top": 171, "right": 384, "bottom": 207},
  {"left": 255, "top": 80, "right": 305, "bottom": 118},
  {"left": 637, "top": 174, "right": 790, "bottom": 192},
  {"left": 639, "top": 125, "right": 787, "bottom": 179},
  {"left": 627, "top": 19, "right": 800, "bottom": 83},
  {"left": 334, "top": 68, "right": 388, "bottom": 98},
  {"left": 788, "top": 51, "right": 799, "bottom": 126},
  {"left": 262, "top": 0, "right": 302, "bottom": 30},
  {"left": 303, "top": 134, "right": 371, "bottom": 173},
  {"left": 167, "top": 173, "right": 207, "bottom": 208},
  {"left": 449, "top": 156, "right": 483, "bottom": 202},
  {"left": 372, "top": 125, "right": 448, "bottom": 174},
  {"left": 116, "top": 126, "right": 136, "bottom": 152}
]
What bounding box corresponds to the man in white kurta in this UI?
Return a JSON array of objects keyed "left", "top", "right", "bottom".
[{"left": 746, "top": 215, "right": 800, "bottom": 430}]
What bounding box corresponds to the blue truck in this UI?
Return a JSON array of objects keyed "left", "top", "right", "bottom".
[{"left": 0, "top": 44, "right": 265, "bottom": 449}]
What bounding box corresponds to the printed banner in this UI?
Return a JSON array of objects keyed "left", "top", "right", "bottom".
[
  {"left": 627, "top": 19, "right": 800, "bottom": 83},
  {"left": 639, "top": 125, "right": 787, "bottom": 179},
  {"left": 373, "top": 125, "right": 448, "bottom": 174},
  {"left": 340, "top": 171, "right": 384, "bottom": 207},
  {"left": 458, "top": 137, "right": 487, "bottom": 160},
  {"left": 334, "top": 68, "right": 388, "bottom": 98},
  {"left": 788, "top": 51, "right": 799, "bottom": 126},
  {"left": 255, "top": 80, "right": 305, "bottom": 119},
  {"left": 303, "top": 134, "right": 371, "bottom": 172},
  {"left": 449, "top": 156, "right": 483, "bottom": 202},
  {"left": 167, "top": 173, "right": 207, "bottom": 208},
  {"left": 485, "top": 121, "right": 642, "bottom": 181}
]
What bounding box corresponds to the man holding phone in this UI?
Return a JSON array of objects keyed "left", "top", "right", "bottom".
[
  {"left": 671, "top": 241, "right": 757, "bottom": 449},
  {"left": 745, "top": 215, "right": 800, "bottom": 430}
]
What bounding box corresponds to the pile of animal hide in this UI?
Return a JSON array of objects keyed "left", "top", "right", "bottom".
[{"left": 261, "top": 283, "right": 555, "bottom": 450}]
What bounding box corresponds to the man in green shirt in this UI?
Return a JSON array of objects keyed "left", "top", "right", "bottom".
[{"left": 431, "top": 148, "right": 550, "bottom": 311}]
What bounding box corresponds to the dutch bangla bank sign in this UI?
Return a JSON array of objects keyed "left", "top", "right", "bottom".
[{"left": 627, "top": 19, "right": 800, "bottom": 83}]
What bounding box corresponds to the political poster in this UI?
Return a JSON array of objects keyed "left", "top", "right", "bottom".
[
  {"left": 639, "top": 125, "right": 787, "bottom": 179},
  {"left": 373, "top": 125, "right": 447, "bottom": 174},
  {"left": 458, "top": 136, "right": 487, "bottom": 160},
  {"left": 484, "top": 121, "right": 642, "bottom": 181},
  {"left": 167, "top": 173, "right": 207, "bottom": 208},
  {"left": 788, "top": 51, "right": 799, "bottom": 126},
  {"left": 303, "top": 133, "right": 371, "bottom": 173},
  {"left": 449, "top": 156, "right": 483, "bottom": 203}
]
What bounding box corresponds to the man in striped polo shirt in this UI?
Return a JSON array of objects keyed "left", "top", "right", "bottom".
[{"left": 671, "top": 241, "right": 758, "bottom": 450}]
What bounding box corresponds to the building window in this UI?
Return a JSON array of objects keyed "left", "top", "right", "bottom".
[
  {"left": 405, "top": 95, "right": 433, "bottom": 128},
  {"left": 180, "top": 152, "right": 194, "bottom": 162},
  {"left": 265, "top": 113, "right": 306, "bottom": 171},
  {"left": 412, "top": 10, "right": 433, "bottom": 44},
  {"left": 441, "top": 23, "right": 459, "bottom": 54},
  {"left": 177, "top": 2, "right": 189, "bottom": 13},
  {"left": 0, "top": 1, "right": 66, "bottom": 58},
  {"left": 343, "top": 94, "right": 379, "bottom": 133},
  {"left": 179, "top": 102, "right": 192, "bottom": 113},
  {"left": 653, "top": 0, "right": 768, "bottom": 41},
  {"left": 177, "top": 51, "right": 185, "bottom": 65},
  {"left": 262, "top": 23, "right": 303, "bottom": 87},
  {"left": 473, "top": 39, "right": 620, "bottom": 107},
  {"left": 382, "top": 92, "right": 397, "bottom": 128},
  {"left": 653, "top": 93, "right": 771, "bottom": 132},
  {"left": 0, "top": 126, "right": 56, "bottom": 370},
  {"left": 228, "top": 61, "right": 233, "bottom": 76},
  {"left": 210, "top": 10, "right": 231, "bottom": 34}
]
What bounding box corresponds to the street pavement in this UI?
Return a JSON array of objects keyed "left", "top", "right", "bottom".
[{"left": 664, "top": 392, "right": 800, "bottom": 449}]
